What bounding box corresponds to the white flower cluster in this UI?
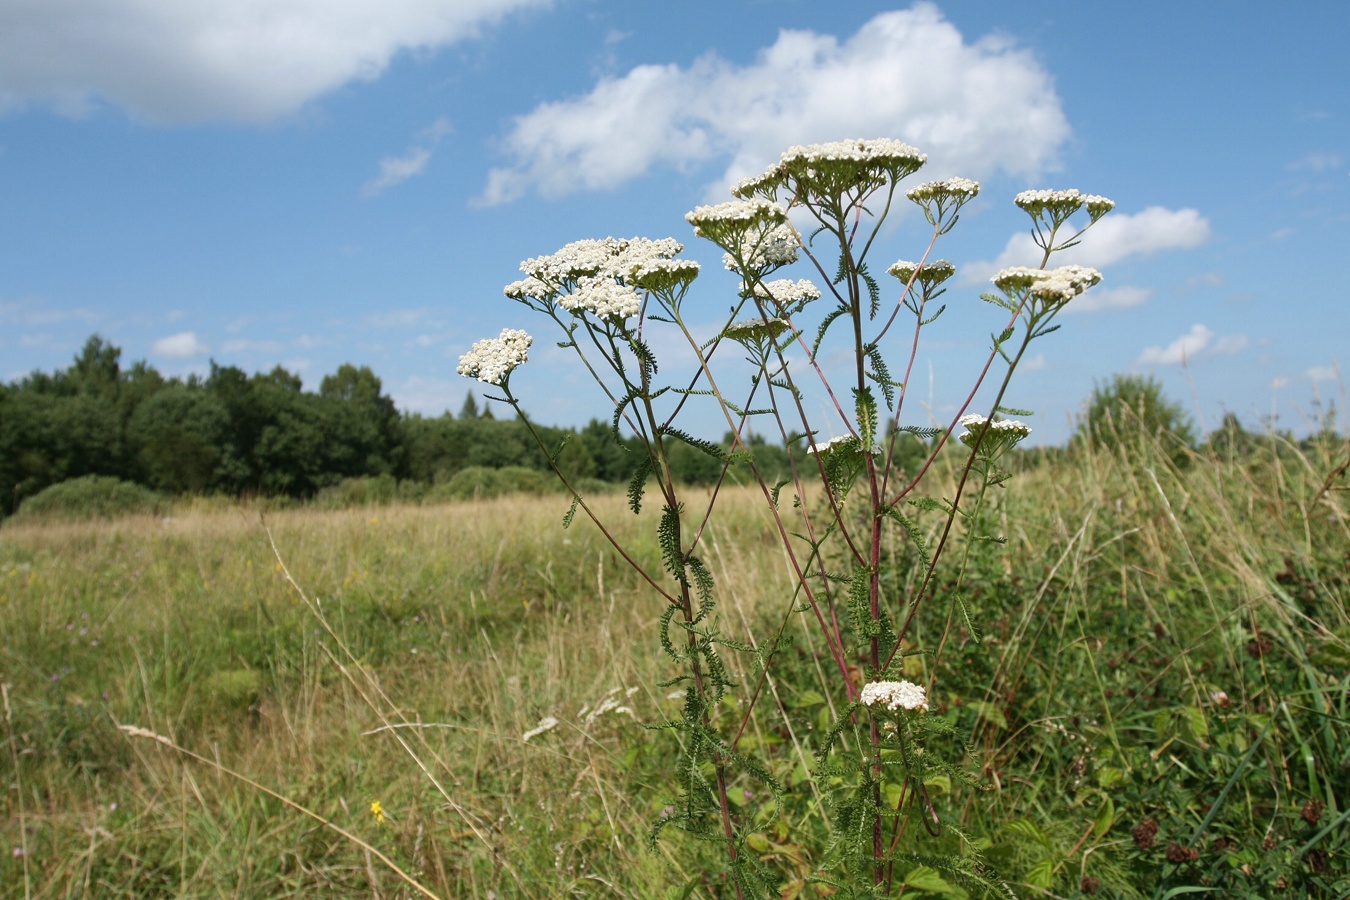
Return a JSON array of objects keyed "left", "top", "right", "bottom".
[
  {"left": 783, "top": 138, "right": 928, "bottom": 174},
  {"left": 1030, "top": 264, "right": 1103, "bottom": 303},
  {"left": 513, "top": 237, "right": 691, "bottom": 321},
  {"left": 560, "top": 276, "right": 642, "bottom": 320},
  {"left": 906, "top": 177, "right": 979, "bottom": 204},
  {"left": 503, "top": 275, "right": 555, "bottom": 302},
  {"left": 521, "top": 237, "right": 684, "bottom": 285},
  {"left": 860, "top": 680, "right": 929, "bottom": 713},
  {"left": 753, "top": 277, "right": 821, "bottom": 309},
  {"left": 456, "top": 328, "right": 533, "bottom": 386},
  {"left": 992, "top": 265, "right": 1103, "bottom": 306},
  {"left": 723, "top": 222, "right": 800, "bottom": 275},
  {"left": 888, "top": 258, "right": 956, "bottom": 290},
  {"left": 959, "top": 414, "right": 1031, "bottom": 436},
  {"left": 806, "top": 435, "right": 879, "bottom": 457},
  {"left": 581, "top": 686, "right": 639, "bottom": 725},
  {"left": 958, "top": 414, "right": 1032, "bottom": 453},
  {"left": 522, "top": 716, "right": 560, "bottom": 743},
  {"left": 1014, "top": 188, "right": 1115, "bottom": 220},
  {"left": 732, "top": 139, "right": 927, "bottom": 199},
  {"left": 687, "top": 199, "right": 788, "bottom": 236}
]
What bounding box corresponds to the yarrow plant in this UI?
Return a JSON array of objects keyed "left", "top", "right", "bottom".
[{"left": 457, "top": 136, "right": 1114, "bottom": 897}]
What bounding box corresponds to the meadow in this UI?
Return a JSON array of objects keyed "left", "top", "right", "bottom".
[{"left": 1, "top": 429, "right": 1347, "bottom": 898}]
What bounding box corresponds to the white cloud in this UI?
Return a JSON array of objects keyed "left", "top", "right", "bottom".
[
  {"left": 1307, "top": 364, "right": 1341, "bottom": 383},
  {"left": 153, "top": 331, "right": 208, "bottom": 359},
  {"left": 362, "top": 117, "right": 452, "bottom": 196},
  {"left": 0, "top": 1, "right": 548, "bottom": 123},
  {"left": 1212, "top": 334, "right": 1248, "bottom": 355},
  {"left": 362, "top": 147, "right": 432, "bottom": 197},
  {"left": 1285, "top": 151, "right": 1344, "bottom": 173},
  {"left": 221, "top": 338, "right": 283, "bottom": 354},
  {"left": 1020, "top": 353, "right": 1048, "bottom": 372},
  {"left": 480, "top": 3, "right": 1070, "bottom": 204},
  {"left": 1136, "top": 323, "right": 1213, "bottom": 366},
  {"left": 1061, "top": 284, "right": 1153, "bottom": 314},
  {"left": 966, "top": 206, "right": 1212, "bottom": 282}
]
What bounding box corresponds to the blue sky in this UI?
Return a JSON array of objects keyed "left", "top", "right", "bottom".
[{"left": 1, "top": 0, "right": 1346, "bottom": 444}]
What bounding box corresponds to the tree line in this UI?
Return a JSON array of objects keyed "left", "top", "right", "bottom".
[
  {"left": 4, "top": 336, "right": 1339, "bottom": 518},
  {"left": 0, "top": 335, "right": 792, "bottom": 517}
]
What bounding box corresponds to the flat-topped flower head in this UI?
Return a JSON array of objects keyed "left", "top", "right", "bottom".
[
  {"left": 1029, "top": 264, "right": 1103, "bottom": 305},
  {"left": 724, "top": 316, "right": 793, "bottom": 344},
  {"left": 629, "top": 257, "right": 701, "bottom": 293},
  {"left": 517, "top": 236, "right": 692, "bottom": 320},
  {"left": 888, "top": 259, "right": 956, "bottom": 292},
  {"left": 907, "top": 177, "right": 979, "bottom": 205},
  {"left": 753, "top": 278, "right": 821, "bottom": 313},
  {"left": 733, "top": 139, "right": 927, "bottom": 202},
  {"left": 860, "top": 680, "right": 929, "bottom": 713},
  {"left": 992, "top": 266, "right": 1047, "bottom": 293},
  {"left": 688, "top": 199, "right": 790, "bottom": 256},
  {"left": 520, "top": 237, "right": 685, "bottom": 287},
  {"left": 993, "top": 265, "right": 1103, "bottom": 311},
  {"left": 1015, "top": 188, "right": 1086, "bottom": 217},
  {"left": 457, "top": 328, "right": 532, "bottom": 386},
  {"left": 723, "top": 221, "right": 800, "bottom": 276},
  {"left": 1015, "top": 188, "right": 1115, "bottom": 226},
  {"left": 1082, "top": 194, "right": 1116, "bottom": 221},
  {"left": 958, "top": 414, "right": 1032, "bottom": 456}
]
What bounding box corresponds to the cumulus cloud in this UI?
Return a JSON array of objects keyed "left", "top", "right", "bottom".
[
  {"left": 1136, "top": 324, "right": 1213, "bottom": 366},
  {"left": 153, "top": 331, "right": 208, "bottom": 359},
  {"left": 0, "top": 0, "right": 548, "bottom": 123},
  {"left": 1134, "top": 324, "right": 1246, "bottom": 367},
  {"left": 1061, "top": 285, "right": 1153, "bottom": 314},
  {"left": 480, "top": 3, "right": 1070, "bottom": 204},
  {"left": 966, "top": 207, "right": 1212, "bottom": 282}
]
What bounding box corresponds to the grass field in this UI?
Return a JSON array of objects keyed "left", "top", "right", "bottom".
[{"left": 2, "top": 434, "right": 1348, "bottom": 897}]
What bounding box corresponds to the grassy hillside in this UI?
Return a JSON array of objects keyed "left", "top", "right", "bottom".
[{"left": 1, "top": 435, "right": 1347, "bottom": 897}]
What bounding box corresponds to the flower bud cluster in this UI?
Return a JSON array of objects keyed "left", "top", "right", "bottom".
[
  {"left": 1014, "top": 188, "right": 1115, "bottom": 223},
  {"left": 860, "top": 680, "right": 929, "bottom": 713},
  {"left": 906, "top": 177, "right": 979, "bottom": 205},
  {"left": 724, "top": 316, "right": 792, "bottom": 343},
  {"left": 888, "top": 258, "right": 956, "bottom": 292},
  {"left": 456, "top": 328, "right": 533, "bottom": 385}
]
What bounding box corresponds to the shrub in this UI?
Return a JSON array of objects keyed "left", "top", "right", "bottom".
[
  {"left": 10, "top": 475, "right": 168, "bottom": 522},
  {"left": 425, "top": 465, "right": 557, "bottom": 502},
  {"left": 312, "top": 474, "right": 428, "bottom": 510},
  {"left": 1077, "top": 374, "right": 1196, "bottom": 465}
]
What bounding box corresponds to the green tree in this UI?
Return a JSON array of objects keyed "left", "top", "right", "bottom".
[
  {"left": 127, "top": 383, "right": 230, "bottom": 493},
  {"left": 319, "top": 364, "right": 404, "bottom": 478},
  {"left": 1077, "top": 374, "right": 1196, "bottom": 465},
  {"left": 459, "top": 391, "right": 479, "bottom": 419}
]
